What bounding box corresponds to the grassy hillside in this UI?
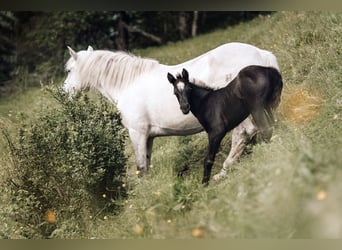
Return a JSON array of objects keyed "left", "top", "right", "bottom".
[{"left": 1, "top": 11, "right": 341, "bottom": 238}]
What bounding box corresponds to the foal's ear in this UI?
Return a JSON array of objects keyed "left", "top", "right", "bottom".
[
  {"left": 167, "top": 73, "right": 176, "bottom": 84},
  {"left": 182, "top": 68, "right": 189, "bottom": 81},
  {"left": 87, "top": 45, "right": 94, "bottom": 52}
]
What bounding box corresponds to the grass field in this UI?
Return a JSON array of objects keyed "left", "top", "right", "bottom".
[{"left": 1, "top": 11, "right": 342, "bottom": 238}]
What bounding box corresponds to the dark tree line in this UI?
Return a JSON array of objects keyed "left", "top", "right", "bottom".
[
  {"left": 0, "top": 12, "right": 16, "bottom": 86},
  {"left": 0, "top": 11, "right": 269, "bottom": 93}
]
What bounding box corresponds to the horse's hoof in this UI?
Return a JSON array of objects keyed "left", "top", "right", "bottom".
[
  {"left": 213, "top": 172, "right": 226, "bottom": 183},
  {"left": 136, "top": 169, "right": 147, "bottom": 178}
]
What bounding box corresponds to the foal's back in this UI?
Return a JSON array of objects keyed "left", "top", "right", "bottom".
[
  {"left": 199, "top": 82, "right": 249, "bottom": 134},
  {"left": 199, "top": 65, "right": 282, "bottom": 135}
]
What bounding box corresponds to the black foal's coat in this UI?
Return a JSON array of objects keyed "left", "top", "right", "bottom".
[{"left": 167, "top": 66, "right": 283, "bottom": 185}]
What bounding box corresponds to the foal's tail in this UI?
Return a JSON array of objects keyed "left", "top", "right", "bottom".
[
  {"left": 252, "top": 68, "right": 283, "bottom": 142},
  {"left": 264, "top": 68, "right": 283, "bottom": 126},
  {"left": 266, "top": 68, "right": 283, "bottom": 110}
]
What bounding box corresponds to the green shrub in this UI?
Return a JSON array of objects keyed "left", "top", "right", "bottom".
[{"left": 2, "top": 87, "right": 127, "bottom": 238}]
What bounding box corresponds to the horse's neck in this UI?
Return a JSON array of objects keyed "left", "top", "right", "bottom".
[
  {"left": 97, "top": 85, "right": 119, "bottom": 103},
  {"left": 93, "top": 53, "right": 159, "bottom": 102}
]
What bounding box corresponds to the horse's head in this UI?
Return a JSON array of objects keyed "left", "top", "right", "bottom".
[
  {"left": 63, "top": 45, "right": 94, "bottom": 95},
  {"left": 167, "top": 68, "right": 192, "bottom": 115}
]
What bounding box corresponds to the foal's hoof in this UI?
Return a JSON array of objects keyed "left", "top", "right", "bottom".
[
  {"left": 177, "top": 164, "right": 190, "bottom": 178},
  {"left": 202, "top": 181, "right": 209, "bottom": 187},
  {"left": 201, "top": 177, "right": 210, "bottom": 187}
]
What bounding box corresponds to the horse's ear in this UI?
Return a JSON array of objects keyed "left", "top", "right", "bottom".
[
  {"left": 167, "top": 73, "right": 176, "bottom": 84},
  {"left": 87, "top": 45, "right": 94, "bottom": 52},
  {"left": 182, "top": 68, "right": 189, "bottom": 81},
  {"left": 67, "top": 46, "right": 77, "bottom": 61}
]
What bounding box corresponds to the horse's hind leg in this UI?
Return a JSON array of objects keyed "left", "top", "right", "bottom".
[{"left": 213, "top": 118, "right": 257, "bottom": 182}]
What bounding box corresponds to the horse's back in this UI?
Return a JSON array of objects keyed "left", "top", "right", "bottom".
[
  {"left": 217, "top": 43, "right": 279, "bottom": 70},
  {"left": 205, "top": 43, "right": 279, "bottom": 86}
]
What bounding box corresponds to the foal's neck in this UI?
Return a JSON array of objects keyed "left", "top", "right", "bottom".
[
  {"left": 189, "top": 82, "right": 213, "bottom": 101},
  {"left": 188, "top": 79, "right": 240, "bottom": 115},
  {"left": 188, "top": 82, "right": 213, "bottom": 113}
]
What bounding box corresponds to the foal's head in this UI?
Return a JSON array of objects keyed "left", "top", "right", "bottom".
[{"left": 167, "top": 68, "right": 192, "bottom": 114}]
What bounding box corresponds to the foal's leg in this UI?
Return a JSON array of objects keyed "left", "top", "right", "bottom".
[
  {"left": 128, "top": 129, "right": 148, "bottom": 176},
  {"left": 213, "top": 118, "right": 257, "bottom": 182},
  {"left": 202, "top": 131, "right": 226, "bottom": 185}
]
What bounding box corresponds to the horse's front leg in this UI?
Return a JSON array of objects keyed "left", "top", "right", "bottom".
[
  {"left": 213, "top": 118, "right": 257, "bottom": 182},
  {"left": 202, "top": 132, "right": 225, "bottom": 185},
  {"left": 128, "top": 129, "right": 149, "bottom": 176}
]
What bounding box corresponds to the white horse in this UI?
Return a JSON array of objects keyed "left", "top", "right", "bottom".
[{"left": 63, "top": 42, "right": 279, "bottom": 181}]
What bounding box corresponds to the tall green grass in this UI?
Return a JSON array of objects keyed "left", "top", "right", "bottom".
[{"left": 1, "top": 11, "right": 342, "bottom": 238}]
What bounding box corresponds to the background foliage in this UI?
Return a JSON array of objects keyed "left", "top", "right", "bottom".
[
  {"left": 0, "top": 11, "right": 266, "bottom": 93},
  {"left": 0, "top": 12, "right": 16, "bottom": 85}
]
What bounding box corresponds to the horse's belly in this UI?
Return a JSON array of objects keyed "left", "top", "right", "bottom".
[
  {"left": 149, "top": 108, "right": 204, "bottom": 136},
  {"left": 149, "top": 124, "right": 203, "bottom": 137}
]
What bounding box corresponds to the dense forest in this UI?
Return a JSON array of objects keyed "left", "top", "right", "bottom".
[{"left": 0, "top": 11, "right": 267, "bottom": 94}]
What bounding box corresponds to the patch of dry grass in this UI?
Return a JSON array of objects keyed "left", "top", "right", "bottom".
[{"left": 280, "top": 85, "right": 323, "bottom": 124}]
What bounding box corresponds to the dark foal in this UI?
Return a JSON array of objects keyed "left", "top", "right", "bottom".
[{"left": 167, "top": 66, "right": 283, "bottom": 185}]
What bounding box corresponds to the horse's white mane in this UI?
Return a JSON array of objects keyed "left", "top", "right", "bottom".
[{"left": 67, "top": 50, "right": 159, "bottom": 91}]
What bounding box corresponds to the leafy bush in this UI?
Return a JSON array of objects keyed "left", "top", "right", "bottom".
[{"left": 3, "top": 87, "right": 127, "bottom": 238}]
